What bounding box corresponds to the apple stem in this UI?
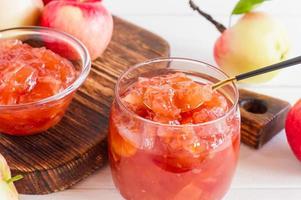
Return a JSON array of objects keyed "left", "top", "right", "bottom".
[
  {"left": 6, "top": 175, "right": 23, "bottom": 184},
  {"left": 189, "top": 0, "right": 226, "bottom": 33}
]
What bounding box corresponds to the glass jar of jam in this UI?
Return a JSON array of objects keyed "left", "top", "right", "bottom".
[{"left": 109, "top": 58, "right": 240, "bottom": 200}]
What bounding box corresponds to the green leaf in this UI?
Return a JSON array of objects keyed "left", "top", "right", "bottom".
[
  {"left": 232, "top": 0, "right": 269, "bottom": 15},
  {"left": 6, "top": 175, "right": 23, "bottom": 184}
]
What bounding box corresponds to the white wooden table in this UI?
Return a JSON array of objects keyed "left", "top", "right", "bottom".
[{"left": 22, "top": 0, "right": 301, "bottom": 199}]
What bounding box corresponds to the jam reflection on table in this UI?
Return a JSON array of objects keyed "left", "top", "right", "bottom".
[
  {"left": 0, "top": 39, "right": 77, "bottom": 135},
  {"left": 109, "top": 73, "right": 240, "bottom": 200}
]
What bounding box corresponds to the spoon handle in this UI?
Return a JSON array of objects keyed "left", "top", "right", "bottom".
[{"left": 235, "top": 56, "right": 301, "bottom": 81}]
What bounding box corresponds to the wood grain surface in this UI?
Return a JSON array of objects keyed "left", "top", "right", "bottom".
[
  {"left": 239, "top": 89, "right": 291, "bottom": 149},
  {"left": 0, "top": 16, "right": 170, "bottom": 195}
]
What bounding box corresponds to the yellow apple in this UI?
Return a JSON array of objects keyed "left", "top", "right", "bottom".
[
  {"left": 214, "top": 12, "right": 290, "bottom": 83},
  {"left": 0, "top": 0, "right": 43, "bottom": 30}
]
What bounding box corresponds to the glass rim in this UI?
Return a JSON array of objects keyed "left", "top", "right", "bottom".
[
  {"left": 115, "top": 57, "right": 239, "bottom": 127},
  {"left": 0, "top": 26, "right": 91, "bottom": 110}
]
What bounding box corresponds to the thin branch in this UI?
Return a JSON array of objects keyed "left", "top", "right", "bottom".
[{"left": 189, "top": 0, "right": 226, "bottom": 33}]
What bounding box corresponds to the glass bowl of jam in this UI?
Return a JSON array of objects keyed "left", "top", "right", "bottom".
[
  {"left": 0, "top": 27, "right": 91, "bottom": 135},
  {"left": 109, "top": 58, "right": 240, "bottom": 200}
]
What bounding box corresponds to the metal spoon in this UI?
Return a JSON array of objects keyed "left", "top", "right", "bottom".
[
  {"left": 144, "top": 56, "right": 301, "bottom": 112},
  {"left": 212, "top": 55, "right": 301, "bottom": 90}
]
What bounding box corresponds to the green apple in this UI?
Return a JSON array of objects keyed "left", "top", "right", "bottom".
[
  {"left": 214, "top": 12, "right": 290, "bottom": 83},
  {"left": 0, "top": 154, "right": 20, "bottom": 200}
]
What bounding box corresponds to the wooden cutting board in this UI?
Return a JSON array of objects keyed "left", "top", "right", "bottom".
[{"left": 0, "top": 16, "right": 170, "bottom": 195}]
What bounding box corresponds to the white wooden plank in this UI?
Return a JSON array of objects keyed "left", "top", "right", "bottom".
[
  {"left": 104, "top": 0, "right": 301, "bottom": 16},
  {"left": 225, "top": 188, "right": 301, "bottom": 200},
  {"left": 21, "top": 189, "right": 123, "bottom": 200},
  {"left": 72, "top": 166, "right": 115, "bottom": 189},
  {"left": 233, "top": 131, "right": 301, "bottom": 189},
  {"left": 21, "top": 188, "right": 301, "bottom": 200}
]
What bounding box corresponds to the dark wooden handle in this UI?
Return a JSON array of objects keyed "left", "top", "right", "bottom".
[
  {"left": 239, "top": 89, "right": 291, "bottom": 149},
  {"left": 235, "top": 56, "right": 301, "bottom": 81}
]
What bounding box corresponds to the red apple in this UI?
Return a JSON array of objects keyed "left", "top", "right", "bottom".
[
  {"left": 285, "top": 100, "right": 301, "bottom": 161},
  {"left": 43, "top": 0, "right": 53, "bottom": 4},
  {"left": 43, "top": 0, "right": 89, "bottom": 5},
  {"left": 40, "top": 0, "right": 113, "bottom": 60}
]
